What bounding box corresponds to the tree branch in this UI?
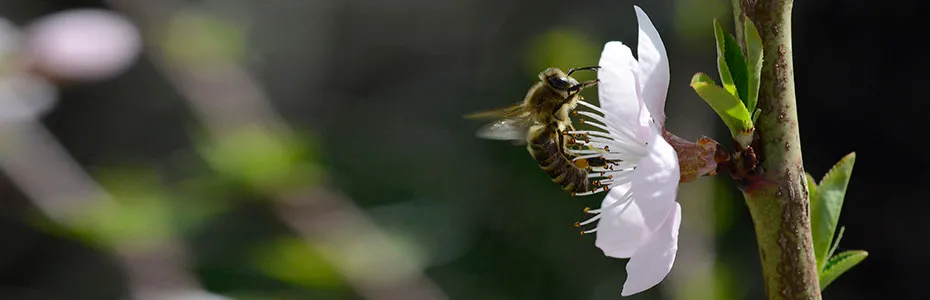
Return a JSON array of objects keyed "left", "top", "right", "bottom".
[{"left": 731, "top": 0, "right": 821, "bottom": 298}]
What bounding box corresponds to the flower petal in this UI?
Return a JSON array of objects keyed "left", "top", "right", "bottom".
[
  {"left": 597, "top": 42, "right": 645, "bottom": 133},
  {"left": 595, "top": 185, "right": 648, "bottom": 258},
  {"left": 633, "top": 6, "right": 670, "bottom": 126},
  {"left": 595, "top": 127, "right": 680, "bottom": 258},
  {"left": 630, "top": 125, "right": 680, "bottom": 230},
  {"left": 621, "top": 202, "right": 681, "bottom": 296}
]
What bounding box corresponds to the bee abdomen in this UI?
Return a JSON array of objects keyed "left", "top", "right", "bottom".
[{"left": 527, "top": 126, "right": 589, "bottom": 194}]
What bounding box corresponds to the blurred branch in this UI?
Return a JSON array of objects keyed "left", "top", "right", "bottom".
[
  {"left": 276, "top": 188, "right": 447, "bottom": 300},
  {"left": 0, "top": 121, "right": 208, "bottom": 300},
  {"left": 107, "top": 1, "right": 447, "bottom": 299},
  {"left": 0, "top": 121, "right": 114, "bottom": 222}
]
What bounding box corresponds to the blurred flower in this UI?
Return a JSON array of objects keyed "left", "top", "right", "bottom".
[
  {"left": 0, "top": 18, "right": 22, "bottom": 65},
  {"left": 0, "top": 73, "right": 57, "bottom": 122},
  {"left": 25, "top": 9, "right": 141, "bottom": 82},
  {"left": 567, "top": 6, "right": 681, "bottom": 296}
]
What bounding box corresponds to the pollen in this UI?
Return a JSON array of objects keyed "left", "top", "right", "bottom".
[{"left": 573, "top": 158, "right": 590, "bottom": 169}]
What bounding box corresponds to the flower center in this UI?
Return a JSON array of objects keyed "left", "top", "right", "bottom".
[{"left": 565, "top": 99, "right": 649, "bottom": 234}]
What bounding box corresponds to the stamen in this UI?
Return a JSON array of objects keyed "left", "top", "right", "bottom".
[
  {"left": 577, "top": 214, "right": 601, "bottom": 226},
  {"left": 572, "top": 190, "right": 598, "bottom": 196},
  {"left": 586, "top": 189, "right": 634, "bottom": 214},
  {"left": 566, "top": 130, "right": 612, "bottom": 140},
  {"left": 572, "top": 154, "right": 604, "bottom": 162},
  {"left": 578, "top": 100, "right": 607, "bottom": 114},
  {"left": 569, "top": 149, "right": 608, "bottom": 155},
  {"left": 573, "top": 110, "right": 641, "bottom": 145}
]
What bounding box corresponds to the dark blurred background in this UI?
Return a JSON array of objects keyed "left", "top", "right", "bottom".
[{"left": 0, "top": 0, "right": 924, "bottom": 299}]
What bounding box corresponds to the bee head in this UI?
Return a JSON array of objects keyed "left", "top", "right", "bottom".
[{"left": 540, "top": 68, "right": 580, "bottom": 92}]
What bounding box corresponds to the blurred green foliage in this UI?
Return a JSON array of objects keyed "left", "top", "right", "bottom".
[
  {"left": 252, "top": 237, "right": 343, "bottom": 288},
  {"left": 160, "top": 10, "right": 247, "bottom": 66},
  {"left": 197, "top": 127, "right": 322, "bottom": 193}
]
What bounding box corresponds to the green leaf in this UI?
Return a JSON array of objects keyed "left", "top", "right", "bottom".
[
  {"left": 743, "top": 18, "right": 763, "bottom": 113},
  {"left": 811, "top": 152, "right": 856, "bottom": 271},
  {"left": 690, "top": 73, "right": 753, "bottom": 146},
  {"left": 713, "top": 19, "right": 750, "bottom": 104},
  {"left": 712, "top": 19, "right": 735, "bottom": 95},
  {"left": 751, "top": 108, "right": 762, "bottom": 124},
  {"left": 820, "top": 250, "right": 868, "bottom": 289},
  {"left": 828, "top": 226, "right": 845, "bottom": 259}
]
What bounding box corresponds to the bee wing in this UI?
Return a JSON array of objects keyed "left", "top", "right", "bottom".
[
  {"left": 475, "top": 118, "right": 532, "bottom": 144},
  {"left": 464, "top": 103, "right": 526, "bottom": 120}
]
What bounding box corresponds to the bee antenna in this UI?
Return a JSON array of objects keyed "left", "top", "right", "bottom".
[{"left": 566, "top": 66, "right": 601, "bottom": 76}]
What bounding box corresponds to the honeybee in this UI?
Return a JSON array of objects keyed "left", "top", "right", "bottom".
[{"left": 468, "top": 66, "right": 609, "bottom": 194}]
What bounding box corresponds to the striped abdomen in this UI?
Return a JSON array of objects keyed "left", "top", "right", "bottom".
[{"left": 527, "top": 123, "right": 590, "bottom": 194}]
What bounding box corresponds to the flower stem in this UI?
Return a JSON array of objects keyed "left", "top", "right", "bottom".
[{"left": 731, "top": 0, "right": 822, "bottom": 299}]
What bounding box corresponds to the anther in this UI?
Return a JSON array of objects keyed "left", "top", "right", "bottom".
[
  {"left": 583, "top": 207, "right": 590, "bottom": 213},
  {"left": 574, "top": 221, "right": 581, "bottom": 228},
  {"left": 579, "top": 118, "right": 586, "bottom": 124},
  {"left": 603, "top": 145, "right": 610, "bottom": 151}
]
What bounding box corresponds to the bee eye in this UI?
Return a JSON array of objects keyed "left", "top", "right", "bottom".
[{"left": 547, "top": 76, "right": 574, "bottom": 90}]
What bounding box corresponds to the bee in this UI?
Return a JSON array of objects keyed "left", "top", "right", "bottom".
[{"left": 467, "top": 66, "right": 609, "bottom": 194}]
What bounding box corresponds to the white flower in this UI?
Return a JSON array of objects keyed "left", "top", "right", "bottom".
[
  {"left": 567, "top": 6, "right": 681, "bottom": 296},
  {"left": 25, "top": 9, "right": 141, "bottom": 82}
]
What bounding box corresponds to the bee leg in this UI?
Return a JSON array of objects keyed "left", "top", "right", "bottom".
[
  {"left": 568, "top": 79, "right": 600, "bottom": 93},
  {"left": 566, "top": 66, "right": 601, "bottom": 76},
  {"left": 560, "top": 123, "right": 581, "bottom": 152}
]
